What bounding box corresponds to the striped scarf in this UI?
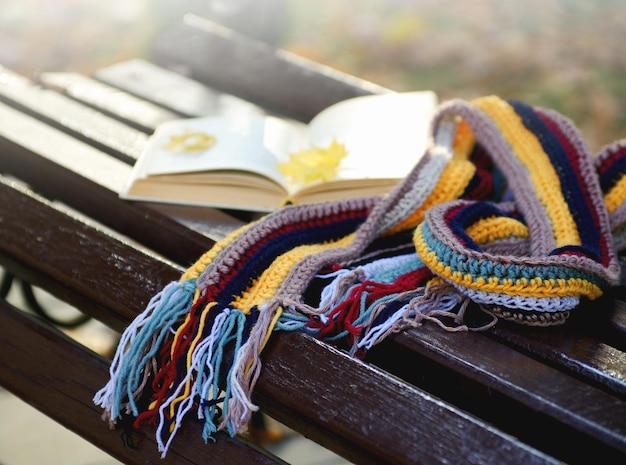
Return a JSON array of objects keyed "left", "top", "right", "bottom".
[{"left": 95, "top": 96, "right": 626, "bottom": 456}]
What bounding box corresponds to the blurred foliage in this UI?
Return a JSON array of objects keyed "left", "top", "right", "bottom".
[
  {"left": 280, "top": 0, "right": 626, "bottom": 152},
  {"left": 1, "top": 0, "right": 624, "bottom": 151}
]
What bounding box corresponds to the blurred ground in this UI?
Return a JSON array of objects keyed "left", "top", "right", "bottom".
[{"left": 1, "top": 0, "right": 624, "bottom": 151}]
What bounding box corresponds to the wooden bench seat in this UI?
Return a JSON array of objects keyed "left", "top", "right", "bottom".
[
  {"left": 0, "top": 175, "right": 567, "bottom": 465},
  {"left": 0, "top": 16, "right": 624, "bottom": 465}
]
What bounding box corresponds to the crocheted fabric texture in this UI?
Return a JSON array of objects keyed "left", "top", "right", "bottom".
[{"left": 95, "top": 96, "right": 626, "bottom": 455}]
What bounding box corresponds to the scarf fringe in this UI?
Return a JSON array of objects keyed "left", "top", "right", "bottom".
[
  {"left": 281, "top": 264, "right": 493, "bottom": 357},
  {"left": 220, "top": 300, "right": 283, "bottom": 435},
  {"left": 93, "top": 280, "right": 197, "bottom": 424}
]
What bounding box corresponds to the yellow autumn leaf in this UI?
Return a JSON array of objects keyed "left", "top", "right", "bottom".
[
  {"left": 163, "top": 129, "right": 217, "bottom": 153},
  {"left": 278, "top": 140, "right": 348, "bottom": 186}
]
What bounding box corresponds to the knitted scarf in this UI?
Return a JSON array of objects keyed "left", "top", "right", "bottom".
[{"left": 95, "top": 96, "right": 626, "bottom": 456}]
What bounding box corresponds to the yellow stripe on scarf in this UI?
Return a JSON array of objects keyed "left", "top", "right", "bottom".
[
  {"left": 466, "top": 216, "right": 529, "bottom": 244},
  {"left": 473, "top": 96, "right": 581, "bottom": 248},
  {"left": 605, "top": 175, "right": 626, "bottom": 214},
  {"left": 385, "top": 158, "right": 476, "bottom": 235},
  {"left": 233, "top": 233, "right": 356, "bottom": 311}
]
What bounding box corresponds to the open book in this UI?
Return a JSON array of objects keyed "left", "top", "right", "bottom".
[{"left": 121, "top": 91, "right": 437, "bottom": 211}]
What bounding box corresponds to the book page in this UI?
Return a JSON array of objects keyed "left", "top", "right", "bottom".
[
  {"left": 304, "top": 91, "right": 437, "bottom": 181},
  {"left": 136, "top": 114, "right": 307, "bottom": 188}
]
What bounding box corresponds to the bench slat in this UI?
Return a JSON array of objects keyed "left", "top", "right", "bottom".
[
  {"left": 258, "top": 332, "right": 561, "bottom": 465},
  {"left": 94, "top": 59, "right": 267, "bottom": 120},
  {"left": 368, "top": 326, "right": 626, "bottom": 463},
  {"left": 0, "top": 176, "right": 179, "bottom": 330},
  {"left": 37, "top": 71, "right": 180, "bottom": 133},
  {"left": 150, "top": 15, "right": 390, "bottom": 122},
  {"left": 490, "top": 318, "right": 626, "bottom": 398}
]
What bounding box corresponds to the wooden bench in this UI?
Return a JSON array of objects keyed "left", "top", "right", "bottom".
[{"left": 0, "top": 16, "right": 624, "bottom": 465}]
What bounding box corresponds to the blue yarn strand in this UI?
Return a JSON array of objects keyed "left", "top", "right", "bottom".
[{"left": 112, "top": 280, "right": 196, "bottom": 419}]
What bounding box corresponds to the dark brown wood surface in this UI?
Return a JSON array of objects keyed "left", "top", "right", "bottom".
[
  {"left": 489, "top": 309, "right": 626, "bottom": 397},
  {"left": 370, "top": 325, "right": 626, "bottom": 464},
  {"left": 0, "top": 177, "right": 561, "bottom": 465}
]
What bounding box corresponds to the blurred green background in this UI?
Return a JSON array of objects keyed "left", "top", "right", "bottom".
[{"left": 1, "top": 0, "right": 623, "bottom": 152}]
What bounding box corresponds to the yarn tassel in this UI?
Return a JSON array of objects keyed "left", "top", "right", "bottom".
[
  {"left": 93, "top": 279, "right": 197, "bottom": 424},
  {"left": 220, "top": 300, "right": 283, "bottom": 435},
  {"left": 357, "top": 285, "right": 462, "bottom": 351},
  {"left": 151, "top": 306, "right": 249, "bottom": 456},
  {"left": 306, "top": 262, "right": 462, "bottom": 354},
  {"left": 154, "top": 304, "right": 229, "bottom": 454}
]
